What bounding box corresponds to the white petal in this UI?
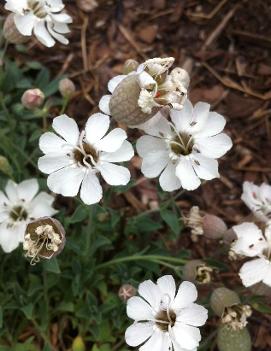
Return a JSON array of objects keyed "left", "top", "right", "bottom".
[
  {"left": 137, "top": 71, "right": 157, "bottom": 89},
  {"left": 173, "top": 281, "right": 198, "bottom": 309},
  {"left": 171, "top": 323, "right": 201, "bottom": 350},
  {"left": 176, "top": 303, "right": 208, "bottom": 327},
  {"left": 28, "top": 192, "right": 57, "bottom": 218},
  {"left": 5, "top": 180, "right": 18, "bottom": 202},
  {"left": 137, "top": 112, "right": 172, "bottom": 138},
  {"left": 125, "top": 322, "right": 154, "bottom": 347},
  {"left": 51, "top": 13, "right": 72, "bottom": 24},
  {"left": 108, "top": 75, "right": 126, "bottom": 94},
  {"left": 5, "top": 0, "right": 27, "bottom": 12},
  {"left": 39, "top": 132, "right": 69, "bottom": 154},
  {"left": 136, "top": 135, "right": 168, "bottom": 157},
  {"left": 195, "top": 112, "right": 226, "bottom": 138},
  {"left": 138, "top": 280, "right": 162, "bottom": 311},
  {"left": 192, "top": 153, "right": 219, "bottom": 180},
  {"left": 157, "top": 275, "right": 176, "bottom": 304},
  {"left": 33, "top": 21, "right": 55, "bottom": 47},
  {"left": 99, "top": 95, "right": 111, "bottom": 115},
  {"left": 38, "top": 154, "right": 73, "bottom": 174},
  {"left": 0, "top": 223, "right": 25, "bottom": 253},
  {"left": 140, "top": 330, "right": 171, "bottom": 351},
  {"left": 52, "top": 115, "right": 79, "bottom": 145},
  {"left": 239, "top": 258, "right": 270, "bottom": 287},
  {"left": 17, "top": 179, "right": 39, "bottom": 202},
  {"left": 51, "top": 22, "right": 70, "bottom": 34},
  {"left": 95, "top": 128, "right": 127, "bottom": 152},
  {"left": 262, "top": 261, "right": 271, "bottom": 287},
  {"left": 97, "top": 162, "right": 130, "bottom": 186},
  {"left": 195, "top": 133, "right": 232, "bottom": 159},
  {"left": 232, "top": 222, "right": 267, "bottom": 257},
  {"left": 14, "top": 13, "right": 35, "bottom": 36},
  {"left": 127, "top": 296, "right": 154, "bottom": 321},
  {"left": 100, "top": 141, "right": 134, "bottom": 163},
  {"left": 170, "top": 99, "right": 193, "bottom": 132},
  {"left": 47, "top": 166, "right": 84, "bottom": 197},
  {"left": 0, "top": 192, "right": 9, "bottom": 206},
  {"left": 85, "top": 113, "right": 110, "bottom": 145},
  {"left": 47, "top": 22, "right": 69, "bottom": 45},
  {"left": 175, "top": 157, "right": 201, "bottom": 191},
  {"left": 140, "top": 151, "right": 169, "bottom": 178},
  {"left": 159, "top": 162, "right": 181, "bottom": 192},
  {"left": 80, "top": 172, "right": 103, "bottom": 205}
]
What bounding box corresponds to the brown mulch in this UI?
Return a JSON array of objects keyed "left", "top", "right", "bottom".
[{"left": 2, "top": 0, "right": 271, "bottom": 349}]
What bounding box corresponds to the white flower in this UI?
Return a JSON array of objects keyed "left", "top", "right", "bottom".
[
  {"left": 38, "top": 113, "right": 134, "bottom": 205},
  {"left": 125, "top": 275, "right": 208, "bottom": 351},
  {"left": 136, "top": 99, "right": 232, "bottom": 191},
  {"left": 4, "top": 0, "right": 72, "bottom": 47},
  {"left": 241, "top": 181, "right": 271, "bottom": 222},
  {"left": 0, "top": 179, "right": 57, "bottom": 253},
  {"left": 232, "top": 222, "right": 271, "bottom": 287}
]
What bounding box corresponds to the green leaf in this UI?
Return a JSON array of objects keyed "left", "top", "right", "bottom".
[
  {"left": 21, "top": 303, "right": 34, "bottom": 320},
  {"left": 43, "top": 258, "right": 61, "bottom": 274},
  {"left": 68, "top": 205, "right": 89, "bottom": 224},
  {"left": 160, "top": 208, "right": 181, "bottom": 235},
  {"left": 0, "top": 306, "right": 2, "bottom": 329}
]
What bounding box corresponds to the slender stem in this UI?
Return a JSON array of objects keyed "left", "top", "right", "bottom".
[
  {"left": 60, "top": 97, "right": 70, "bottom": 114},
  {"left": 96, "top": 254, "right": 187, "bottom": 270}
]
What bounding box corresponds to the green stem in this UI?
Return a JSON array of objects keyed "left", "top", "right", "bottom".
[
  {"left": 96, "top": 254, "right": 187, "bottom": 270},
  {"left": 60, "top": 97, "right": 69, "bottom": 114}
]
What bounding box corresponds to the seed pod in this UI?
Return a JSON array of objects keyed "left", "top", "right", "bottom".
[
  {"left": 21, "top": 88, "right": 45, "bottom": 110},
  {"left": 123, "top": 59, "right": 139, "bottom": 74},
  {"left": 118, "top": 284, "right": 137, "bottom": 302},
  {"left": 72, "top": 336, "right": 86, "bottom": 351},
  {"left": 59, "top": 78, "right": 76, "bottom": 98},
  {"left": 3, "top": 14, "right": 29, "bottom": 44},
  {"left": 217, "top": 325, "right": 252, "bottom": 351},
  {"left": 211, "top": 287, "right": 240, "bottom": 317},
  {"left": 183, "top": 259, "right": 213, "bottom": 284},
  {"left": 249, "top": 282, "right": 271, "bottom": 297},
  {"left": 109, "top": 74, "right": 159, "bottom": 126},
  {"left": 23, "top": 217, "right": 66, "bottom": 265},
  {"left": 223, "top": 228, "right": 237, "bottom": 245},
  {"left": 202, "top": 214, "right": 227, "bottom": 240}
]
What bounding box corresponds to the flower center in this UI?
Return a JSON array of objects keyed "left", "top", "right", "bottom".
[
  {"left": 155, "top": 309, "right": 176, "bottom": 331},
  {"left": 170, "top": 133, "right": 194, "bottom": 156},
  {"left": 73, "top": 142, "right": 98, "bottom": 167},
  {"left": 27, "top": 0, "right": 47, "bottom": 18},
  {"left": 221, "top": 305, "right": 252, "bottom": 331},
  {"left": 9, "top": 206, "right": 28, "bottom": 222}
]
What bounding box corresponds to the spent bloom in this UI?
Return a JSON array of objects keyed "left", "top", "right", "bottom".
[
  {"left": 38, "top": 113, "right": 134, "bottom": 205},
  {"left": 125, "top": 275, "right": 208, "bottom": 351},
  {"left": 4, "top": 0, "right": 72, "bottom": 47},
  {"left": 136, "top": 99, "right": 232, "bottom": 191},
  {"left": 241, "top": 181, "right": 271, "bottom": 223},
  {"left": 99, "top": 57, "right": 190, "bottom": 126},
  {"left": 0, "top": 179, "right": 57, "bottom": 253},
  {"left": 231, "top": 222, "right": 271, "bottom": 287}
]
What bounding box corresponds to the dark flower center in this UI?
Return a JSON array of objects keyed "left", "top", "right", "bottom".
[
  {"left": 27, "top": 0, "right": 47, "bottom": 18},
  {"left": 73, "top": 142, "right": 98, "bottom": 167},
  {"left": 9, "top": 206, "right": 28, "bottom": 222},
  {"left": 155, "top": 309, "right": 176, "bottom": 331},
  {"left": 170, "top": 133, "right": 194, "bottom": 156}
]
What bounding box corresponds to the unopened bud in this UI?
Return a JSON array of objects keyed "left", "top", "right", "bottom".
[
  {"left": 217, "top": 325, "right": 252, "bottom": 351},
  {"left": 21, "top": 89, "right": 45, "bottom": 110},
  {"left": 118, "top": 284, "right": 137, "bottom": 302},
  {"left": 202, "top": 214, "right": 227, "bottom": 240},
  {"left": 123, "top": 59, "right": 139, "bottom": 74},
  {"left": 249, "top": 282, "right": 271, "bottom": 297},
  {"left": 210, "top": 287, "right": 240, "bottom": 317},
  {"left": 23, "top": 217, "right": 65, "bottom": 265},
  {"left": 0, "top": 156, "right": 12, "bottom": 177},
  {"left": 72, "top": 336, "right": 86, "bottom": 351},
  {"left": 59, "top": 78, "right": 76, "bottom": 98},
  {"left": 76, "top": 0, "right": 98, "bottom": 12},
  {"left": 3, "top": 14, "right": 29, "bottom": 45},
  {"left": 183, "top": 259, "right": 213, "bottom": 284}
]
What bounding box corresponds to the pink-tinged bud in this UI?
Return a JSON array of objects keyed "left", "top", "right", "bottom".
[
  {"left": 202, "top": 214, "right": 227, "bottom": 240},
  {"left": 59, "top": 78, "right": 76, "bottom": 98},
  {"left": 118, "top": 284, "right": 137, "bottom": 302},
  {"left": 21, "top": 89, "right": 45, "bottom": 110},
  {"left": 3, "top": 14, "right": 29, "bottom": 45}
]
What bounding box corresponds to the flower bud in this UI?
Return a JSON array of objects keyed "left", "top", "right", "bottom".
[
  {"left": 123, "top": 59, "right": 139, "bottom": 74},
  {"left": 23, "top": 217, "right": 65, "bottom": 265},
  {"left": 59, "top": 78, "right": 76, "bottom": 98},
  {"left": 202, "top": 214, "right": 227, "bottom": 240},
  {"left": 210, "top": 287, "right": 241, "bottom": 317},
  {"left": 21, "top": 89, "right": 45, "bottom": 110},
  {"left": 183, "top": 259, "right": 213, "bottom": 284},
  {"left": 217, "top": 325, "right": 252, "bottom": 351},
  {"left": 0, "top": 156, "right": 12, "bottom": 177},
  {"left": 3, "top": 14, "right": 29, "bottom": 45},
  {"left": 72, "top": 336, "right": 86, "bottom": 351},
  {"left": 118, "top": 284, "right": 137, "bottom": 302},
  {"left": 76, "top": 0, "right": 98, "bottom": 12},
  {"left": 223, "top": 228, "right": 237, "bottom": 245}
]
